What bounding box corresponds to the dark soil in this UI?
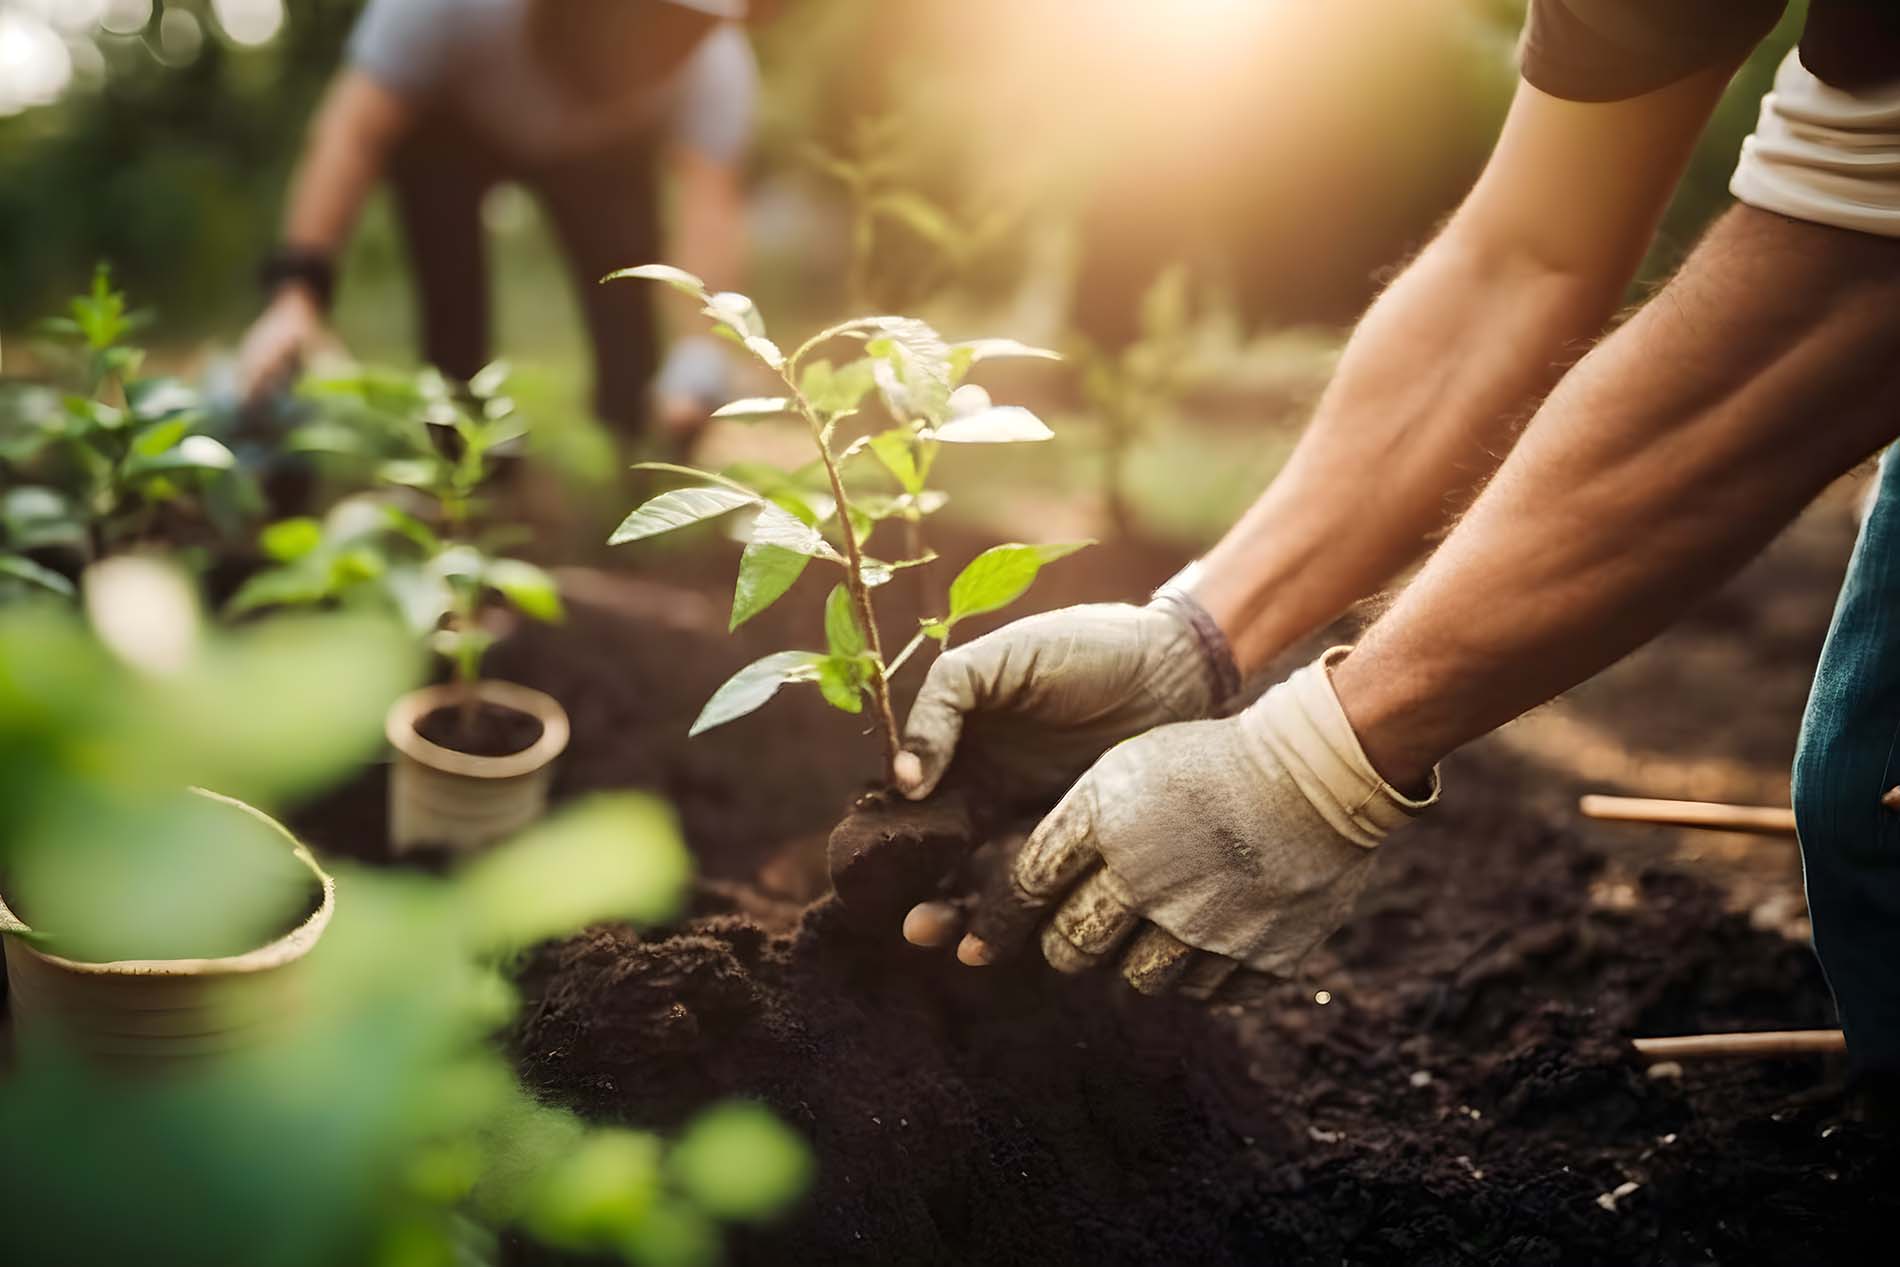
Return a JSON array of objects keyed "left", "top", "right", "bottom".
[
  {"left": 291, "top": 508, "right": 1898, "bottom": 1264},
  {"left": 415, "top": 701, "right": 546, "bottom": 759}
]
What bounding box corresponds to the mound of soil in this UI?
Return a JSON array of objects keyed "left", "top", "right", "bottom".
[
  {"left": 292, "top": 511, "right": 1897, "bottom": 1265},
  {"left": 509, "top": 740, "right": 1896, "bottom": 1267}
]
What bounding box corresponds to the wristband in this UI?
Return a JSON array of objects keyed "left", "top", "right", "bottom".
[
  {"left": 260, "top": 247, "right": 337, "bottom": 312},
  {"left": 1151, "top": 564, "right": 1242, "bottom": 714}
]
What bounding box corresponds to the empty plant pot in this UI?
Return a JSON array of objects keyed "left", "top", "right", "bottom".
[
  {"left": 0, "top": 788, "right": 335, "bottom": 1066},
  {"left": 385, "top": 679, "right": 570, "bottom": 854}
]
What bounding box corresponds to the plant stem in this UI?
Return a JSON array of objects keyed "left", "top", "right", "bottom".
[
  {"left": 786, "top": 378, "right": 902, "bottom": 783},
  {"left": 884, "top": 629, "right": 929, "bottom": 678}
]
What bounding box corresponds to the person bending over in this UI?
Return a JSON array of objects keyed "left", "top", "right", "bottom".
[{"left": 238, "top": 0, "right": 762, "bottom": 443}]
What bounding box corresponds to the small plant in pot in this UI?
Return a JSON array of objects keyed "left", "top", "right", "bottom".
[
  {"left": 232, "top": 363, "right": 568, "bottom": 854},
  {"left": 605, "top": 264, "right": 1089, "bottom": 785},
  {"left": 0, "top": 557, "right": 416, "bottom": 1065}
]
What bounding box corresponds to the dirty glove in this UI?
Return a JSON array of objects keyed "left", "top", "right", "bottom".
[
  {"left": 965, "top": 647, "right": 1439, "bottom": 994},
  {"left": 897, "top": 579, "right": 1241, "bottom": 806}
]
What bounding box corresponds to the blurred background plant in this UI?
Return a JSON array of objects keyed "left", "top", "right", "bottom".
[
  {"left": 0, "top": 562, "right": 810, "bottom": 1266},
  {"left": 0, "top": 265, "right": 256, "bottom": 588},
  {"left": 232, "top": 360, "right": 566, "bottom": 726}
]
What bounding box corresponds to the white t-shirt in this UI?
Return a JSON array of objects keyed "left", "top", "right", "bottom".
[{"left": 348, "top": 0, "right": 757, "bottom": 163}]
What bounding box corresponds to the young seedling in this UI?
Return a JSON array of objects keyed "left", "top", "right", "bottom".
[
  {"left": 1075, "top": 264, "right": 1199, "bottom": 538},
  {"left": 0, "top": 265, "right": 247, "bottom": 591},
  {"left": 232, "top": 363, "right": 563, "bottom": 742},
  {"left": 806, "top": 115, "right": 1010, "bottom": 314},
  {"left": 606, "top": 264, "right": 1088, "bottom": 785}
]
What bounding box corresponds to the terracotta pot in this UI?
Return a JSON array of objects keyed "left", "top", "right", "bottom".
[
  {"left": 0, "top": 788, "right": 335, "bottom": 1066},
  {"left": 385, "top": 680, "right": 569, "bottom": 854}
]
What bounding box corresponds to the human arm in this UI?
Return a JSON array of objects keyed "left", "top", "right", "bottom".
[
  {"left": 237, "top": 71, "right": 413, "bottom": 400},
  {"left": 1195, "top": 69, "right": 1739, "bottom": 671},
  {"left": 1334, "top": 205, "right": 1900, "bottom": 790},
  {"left": 893, "top": 69, "right": 1735, "bottom": 806}
]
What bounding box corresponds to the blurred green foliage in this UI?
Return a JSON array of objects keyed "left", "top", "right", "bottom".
[
  {"left": 1, "top": 266, "right": 256, "bottom": 589},
  {"left": 0, "top": 571, "right": 810, "bottom": 1264},
  {"left": 236, "top": 361, "right": 565, "bottom": 694}
]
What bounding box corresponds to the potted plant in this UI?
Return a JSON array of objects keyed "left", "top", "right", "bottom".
[
  {"left": 0, "top": 558, "right": 416, "bottom": 1064},
  {"left": 232, "top": 363, "right": 568, "bottom": 853}
]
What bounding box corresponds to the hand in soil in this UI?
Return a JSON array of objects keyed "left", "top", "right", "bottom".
[
  {"left": 895, "top": 597, "right": 1235, "bottom": 805},
  {"left": 912, "top": 652, "right": 1439, "bottom": 994}
]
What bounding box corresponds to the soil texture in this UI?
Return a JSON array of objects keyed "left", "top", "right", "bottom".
[
  {"left": 294, "top": 504, "right": 1897, "bottom": 1264},
  {"left": 416, "top": 701, "right": 546, "bottom": 759}
]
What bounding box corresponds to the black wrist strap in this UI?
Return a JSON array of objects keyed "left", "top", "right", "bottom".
[
  {"left": 260, "top": 247, "right": 337, "bottom": 312},
  {"left": 1150, "top": 584, "right": 1242, "bottom": 714}
]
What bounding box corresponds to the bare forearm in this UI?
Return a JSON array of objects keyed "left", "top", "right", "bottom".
[
  {"left": 670, "top": 154, "right": 745, "bottom": 293},
  {"left": 280, "top": 72, "right": 409, "bottom": 254},
  {"left": 1334, "top": 209, "right": 1900, "bottom": 788},
  {"left": 1196, "top": 232, "right": 1623, "bottom": 672}
]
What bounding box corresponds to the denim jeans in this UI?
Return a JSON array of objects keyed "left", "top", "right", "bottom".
[{"left": 1794, "top": 448, "right": 1900, "bottom": 1076}]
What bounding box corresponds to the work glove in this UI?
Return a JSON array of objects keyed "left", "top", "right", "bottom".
[
  {"left": 959, "top": 648, "right": 1439, "bottom": 995},
  {"left": 897, "top": 583, "right": 1242, "bottom": 807}
]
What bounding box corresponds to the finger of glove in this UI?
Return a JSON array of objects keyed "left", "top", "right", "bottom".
[
  {"left": 1175, "top": 953, "right": 1239, "bottom": 1001},
  {"left": 1119, "top": 924, "right": 1198, "bottom": 996},
  {"left": 897, "top": 647, "right": 985, "bottom": 800},
  {"left": 966, "top": 782, "right": 1101, "bottom": 958},
  {"left": 1047, "top": 866, "right": 1142, "bottom": 962}
]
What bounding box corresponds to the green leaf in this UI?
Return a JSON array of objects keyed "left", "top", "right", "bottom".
[
  {"left": 379, "top": 503, "right": 443, "bottom": 554},
  {"left": 378, "top": 457, "right": 446, "bottom": 490},
  {"left": 522, "top": 1129, "right": 663, "bottom": 1251},
  {"left": 799, "top": 358, "right": 877, "bottom": 417},
  {"left": 224, "top": 562, "right": 330, "bottom": 616},
  {"left": 952, "top": 337, "right": 1063, "bottom": 367},
  {"left": 711, "top": 396, "right": 795, "bottom": 421},
  {"left": 744, "top": 335, "right": 786, "bottom": 370},
  {"left": 602, "top": 263, "right": 708, "bottom": 298},
  {"left": 669, "top": 1102, "right": 812, "bottom": 1223},
  {"left": 260, "top": 517, "right": 323, "bottom": 563},
  {"left": 609, "top": 485, "right": 758, "bottom": 546},
  {"left": 703, "top": 291, "right": 767, "bottom": 339},
  {"left": 873, "top": 191, "right": 961, "bottom": 251},
  {"left": 730, "top": 542, "right": 810, "bottom": 631},
  {"left": 690, "top": 650, "right": 825, "bottom": 737},
  {"left": 460, "top": 794, "right": 692, "bottom": 946},
  {"left": 468, "top": 359, "right": 511, "bottom": 398},
  {"left": 824, "top": 584, "right": 866, "bottom": 659},
  {"left": 487, "top": 558, "right": 565, "bottom": 623},
  {"left": 121, "top": 434, "right": 236, "bottom": 479},
  {"left": 0, "top": 553, "right": 76, "bottom": 598},
  {"left": 124, "top": 377, "right": 200, "bottom": 421},
  {"left": 815, "top": 656, "right": 865, "bottom": 714},
  {"left": 932, "top": 406, "right": 1054, "bottom": 445},
  {"left": 0, "top": 486, "right": 85, "bottom": 552},
  {"left": 130, "top": 417, "right": 189, "bottom": 458},
  {"left": 945, "top": 541, "right": 1094, "bottom": 628},
  {"left": 868, "top": 429, "right": 923, "bottom": 495},
  {"left": 743, "top": 502, "right": 845, "bottom": 564}
]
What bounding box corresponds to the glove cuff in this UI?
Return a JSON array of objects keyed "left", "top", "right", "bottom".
[
  {"left": 1150, "top": 566, "right": 1241, "bottom": 716},
  {"left": 1245, "top": 646, "right": 1439, "bottom": 848}
]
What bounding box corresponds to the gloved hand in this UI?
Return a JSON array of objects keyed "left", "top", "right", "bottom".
[
  {"left": 651, "top": 334, "right": 733, "bottom": 443},
  {"left": 945, "top": 648, "right": 1439, "bottom": 995},
  {"left": 896, "top": 586, "right": 1241, "bottom": 806}
]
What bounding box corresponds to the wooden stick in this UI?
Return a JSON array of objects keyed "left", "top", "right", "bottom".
[
  {"left": 1579, "top": 794, "right": 1797, "bottom": 837},
  {"left": 1633, "top": 1030, "right": 1845, "bottom": 1061}
]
